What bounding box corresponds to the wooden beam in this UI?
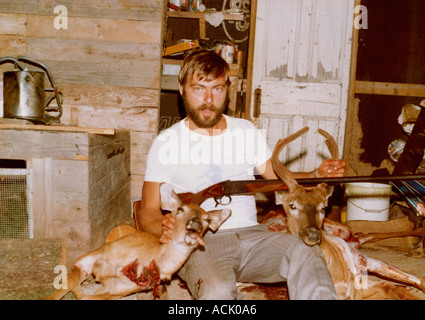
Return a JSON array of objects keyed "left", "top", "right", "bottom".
[
  {"left": 343, "top": 0, "right": 362, "bottom": 164},
  {"left": 199, "top": 18, "right": 206, "bottom": 39},
  {"left": 243, "top": 0, "right": 257, "bottom": 121},
  {"left": 355, "top": 81, "right": 425, "bottom": 97},
  {"left": 0, "top": 124, "right": 116, "bottom": 135}
]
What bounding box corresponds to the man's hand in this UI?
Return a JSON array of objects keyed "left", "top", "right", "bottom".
[
  {"left": 160, "top": 213, "right": 175, "bottom": 244},
  {"left": 317, "top": 159, "right": 346, "bottom": 178}
]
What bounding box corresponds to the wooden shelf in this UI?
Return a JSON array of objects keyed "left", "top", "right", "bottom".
[
  {"left": 161, "top": 59, "right": 243, "bottom": 91},
  {"left": 355, "top": 81, "right": 425, "bottom": 97},
  {"left": 163, "top": 58, "right": 242, "bottom": 76},
  {"left": 0, "top": 123, "right": 116, "bottom": 135},
  {"left": 167, "top": 10, "right": 244, "bottom": 21}
]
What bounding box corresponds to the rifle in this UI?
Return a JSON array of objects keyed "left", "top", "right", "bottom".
[{"left": 177, "top": 174, "right": 425, "bottom": 206}]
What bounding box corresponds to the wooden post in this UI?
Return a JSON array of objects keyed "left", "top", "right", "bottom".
[
  {"left": 199, "top": 18, "right": 206, "bottom": 39},
  {"left": 243, "top": 0, "right": 257, "bottom": 121}
]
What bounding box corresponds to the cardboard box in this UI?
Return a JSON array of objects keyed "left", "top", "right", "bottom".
[{"left": 163, "top": 40, "right": 200, "bottom": 56}]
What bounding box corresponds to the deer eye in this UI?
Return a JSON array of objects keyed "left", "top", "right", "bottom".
[
  {"left": 177, "top": 207, "right": 184, "bottom": 215},
  {"left": 289, "top": 203, "right": 297, "bottom": 210}
]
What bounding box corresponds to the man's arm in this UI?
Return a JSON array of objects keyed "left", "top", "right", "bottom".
[
  {"left": 136, "top": 181, "right": 163, "bottom": 236},
  {"left": 257, "top": 158, "right": 346, "bottom": 180}
]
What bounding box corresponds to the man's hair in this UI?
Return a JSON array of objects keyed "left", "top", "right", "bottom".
[{"left": 178, "top": 49, "right": 231, "bottom": 87}]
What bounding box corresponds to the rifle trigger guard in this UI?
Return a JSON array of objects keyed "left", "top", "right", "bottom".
[{"left": 214, "top": 195, "right": 232, "bottom": 207}]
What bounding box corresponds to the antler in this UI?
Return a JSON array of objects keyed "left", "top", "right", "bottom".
[
  {"left": 271, "top": 127, "right": 310, "bottom": 191},
  {"left": 317, "top": 129, "right": 339, "bottom": 159},
  {"left": 272, "top": 127, "right": 340, "bottom": 189}
]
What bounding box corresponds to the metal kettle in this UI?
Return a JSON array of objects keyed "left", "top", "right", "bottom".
[{"left": 1, "top": 56, "right": 63, "bottom": 124}]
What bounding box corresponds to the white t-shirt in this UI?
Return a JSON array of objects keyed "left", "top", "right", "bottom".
[{"left": 144, "top": 115, "right": 272, "bottom": 229}]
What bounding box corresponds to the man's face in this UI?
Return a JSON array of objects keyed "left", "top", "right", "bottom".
[{"left": 180, "top": 74, "right": 229, "bottom": 128}]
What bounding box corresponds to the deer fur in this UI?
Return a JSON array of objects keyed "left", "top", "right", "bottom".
[
  {"left": 273, "top": 127, "right": 336, "bottom": 247},
  {"left": 271, "top": 127, "right": 425, "bottom": 299},
  {"left": 45, "top": 183, "right": 231, "bottom": 300}
]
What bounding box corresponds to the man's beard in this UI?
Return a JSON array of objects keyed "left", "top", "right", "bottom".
[{"left": 182, "top": 92, "right": 229, "bottom": 128}]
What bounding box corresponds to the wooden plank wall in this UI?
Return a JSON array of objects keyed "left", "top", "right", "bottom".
[{"left": 0, "top": 0, "right": 164, "bottom": 202}]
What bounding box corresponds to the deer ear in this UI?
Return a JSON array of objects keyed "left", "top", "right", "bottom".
[
  {"left": 317, "top": 183, "right": 334, "bottom": 205},
  {"left": 326, "top": 185, "right": 334, "bottom": 197},
  {"left": 318, "top": 183, "right": 334, "bottom": 198},
  {"left": 325, "top": 185, "right": 334, "bottom": 203},
  {"left": 274, "top": 191, "right": 289, "bottom": 205},
  {"left": 159, "top": 183, "right": 183, "bottom": 212},
  {"left": 206, "top": 209, "right": 231, "bottom": 231}
]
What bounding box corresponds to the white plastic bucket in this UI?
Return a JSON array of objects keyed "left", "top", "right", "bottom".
[{"left": 346, "top": 182, "right": 392, "bottom": 221}]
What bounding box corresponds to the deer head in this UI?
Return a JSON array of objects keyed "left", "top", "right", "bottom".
[
  {"left": 159, "top": 183, "right": 231, "bottom": 247},
  {"left": 273, "top": 127, "right": 339, "bottom": 246}
]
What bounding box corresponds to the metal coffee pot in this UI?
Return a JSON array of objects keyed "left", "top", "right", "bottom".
[{"left": 1, "top": 56, "right": 63, "bottom": 124}]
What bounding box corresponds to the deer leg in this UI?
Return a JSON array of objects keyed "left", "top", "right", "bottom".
[
  {"left": 71, "top": 284, "right": 86, "bottom": 299},
  {"left": 356, "top": 281, "right": 423, "bottom": 300},
  {"left": 356, "top": 227, "right": 425, "bottom": 247},
  {"left": 77, "top": 281, "right": 130, "bottom": 300},
  {"left": 80, "top": 292, "right": 122, "bottom": 300},
  {"left": 322, "top": 218, "right": 355, "bottom": 242},
  {"left": 362, "top": 252, "right": 425, "bottom": 292},
  {"left": 45, "top": 268, "right": 86, "bottom": 300}
]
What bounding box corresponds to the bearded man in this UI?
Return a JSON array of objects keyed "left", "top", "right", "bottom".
[{"left": 137, "top": 49, "right": 345, "bottom": 300}]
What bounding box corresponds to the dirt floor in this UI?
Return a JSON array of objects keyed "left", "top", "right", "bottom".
[{"left": 0, "top": 239, "right": 63, "bottom": 299}]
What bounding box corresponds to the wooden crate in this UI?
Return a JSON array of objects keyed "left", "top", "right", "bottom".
[{"left": 0, "top": 126, "right": 131, "bottom": 266}]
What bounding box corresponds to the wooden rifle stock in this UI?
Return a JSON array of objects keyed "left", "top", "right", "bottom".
[{"left": 177, "top": 174, "right": 425, "bottom": 205}]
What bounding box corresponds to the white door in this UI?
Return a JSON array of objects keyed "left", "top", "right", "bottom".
[{"left": 251, "top": 0, "right": 355, "bottom": 171}]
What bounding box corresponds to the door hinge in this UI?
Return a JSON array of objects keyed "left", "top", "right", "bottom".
[{"left": 253, "top": 87, "right": 261, "bottom": 118}]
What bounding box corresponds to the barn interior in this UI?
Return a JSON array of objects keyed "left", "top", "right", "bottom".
[{"left": 1, "top": 0, "right": 425, "bottom": 301}]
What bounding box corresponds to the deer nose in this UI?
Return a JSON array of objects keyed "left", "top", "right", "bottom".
[
  {"left": 301, "top": 227, "right": 322, "bottom": 246},
  {"left": 186, "top": 218, "right": 203, "bottom": 233}
]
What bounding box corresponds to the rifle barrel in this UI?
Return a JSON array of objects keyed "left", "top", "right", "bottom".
[
  {"left": 183, "top": 174, "right": 425, "bottom": 204},
  {"left": 285, "top": 174, "right": 425, "bottom": 185},
  {"left": 220, "top": 174, "right": 425, "bottom": 196}
]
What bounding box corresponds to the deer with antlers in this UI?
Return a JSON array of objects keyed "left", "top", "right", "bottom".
[{"left": 270, "top": 127, "right": 425, "bottom": 299}]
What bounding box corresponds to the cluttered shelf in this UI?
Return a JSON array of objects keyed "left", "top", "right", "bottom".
[
  {"left": 161, "top": 9, "right": 245, "bottom": 90},
  {"left": 161, "top": 58, "right": 243, "bottom": 91},
  {"left": 161, "top": 2, "right": 251, "bottom": 118}
]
